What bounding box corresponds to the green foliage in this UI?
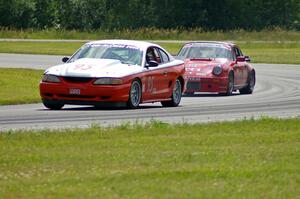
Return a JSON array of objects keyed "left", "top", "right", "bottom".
[
  {"left": 0, "top": 0, "right": 35, "bottom": 28},
  {"left": 0, "top": 118, "right": 300, "bottom": 198},
  {"left": 33, "top": 0, "right": 56, "bottom": 29},
  {"left": 0, "top": 0, "right": 299, "bottom": 31}
]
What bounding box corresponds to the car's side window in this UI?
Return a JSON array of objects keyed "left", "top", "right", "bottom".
[
  {"left": 146, "top": 47, "right": 170, "bottom": 65},
  {"left": 157, "top": 48, "right": 170, "bottom": 63},
  {"left": 233, "top": 47, "right": 243, "bottom": 61},
  {"left": 234, "top": 47, "right": 243, "bottom": 57},
  {"left": 146, "top": 47, "right": 156, "bottom": 63},
  {"left": 238, "top": 48, "right": 243, "bottom": 56},
  {"left": 153, "top": 48, "right": 162, "bottom": 64},
  {"left": 146, "top": 47, "right": 161, "bottom": 64},
  {"left": 234, "top": 48, "right": 239, "bottom": 57},
  {"left": 231, "top": 48, "right": 237, "bottom": 61}
]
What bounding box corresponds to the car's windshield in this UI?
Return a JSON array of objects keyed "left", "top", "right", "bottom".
[
  {"left": 178, "top": 43, "right": 233, "bottom": 60},
  {"left": 69, "top": 44, "right": 143, "bottom": 65}
]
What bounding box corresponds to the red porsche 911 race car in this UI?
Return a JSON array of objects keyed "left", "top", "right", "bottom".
[
  {"left": 177, "top": 41, "right": 255, "bottom": 95},
  {"left": 40, "top": 40, "right": 185, "bottom": 109}
]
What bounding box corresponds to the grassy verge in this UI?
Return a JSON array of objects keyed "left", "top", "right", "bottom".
[
  {"left": 0, "top": 41, "right": 84, "bottom": 56},
  {"left": 0, "top": 68, "right": 43, "bottom": 105},
  {"left": 0, "top": 41, "right": 181, "bottom": 56},
  {"left": 1, "top": 28, "right": 300, "bottom": 41},
  {"left": 239, "top": 43, "right": 300, "bottom": 64},
  {"left": 0, "top": 118, "right": 299, "bottom": 198},
  {"left": 1, "top": 41, "right": 300, "bottom": 64}
]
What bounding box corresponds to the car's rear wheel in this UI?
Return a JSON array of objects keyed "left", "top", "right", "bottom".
[
  {"left": 161, "top": 79, "right": 182, "bottom": 107},
  {"left": 42, "top": 100, "right": 64, "bottom": 110},
  {"left": 240, "top": 70, "right": 255, "bottom": 94},
  {"left": 127, "top": 80, "right": 142, "bottom": 109}
]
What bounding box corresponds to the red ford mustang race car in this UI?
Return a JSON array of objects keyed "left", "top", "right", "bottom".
[
  {"left": 177, "top": 41, "right": 255, "bottom": 95},
  {"left": 40, "top": 40, "right": 185, "bottom": 109}
]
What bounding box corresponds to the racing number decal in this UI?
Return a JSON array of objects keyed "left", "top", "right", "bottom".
[
  {"left": 74, "top": 64, "right": 92, "bottom": 70},
  {"left": 147, "top": 76, "right": 154, "bottom": 93}
]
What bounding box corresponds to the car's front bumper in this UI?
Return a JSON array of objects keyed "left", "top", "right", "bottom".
[
  {"left": 184, "top": 76, "right": 228, "bottom": 93},
  {"left": 40, "top": 81, "right": 131, "bottom": 105}
]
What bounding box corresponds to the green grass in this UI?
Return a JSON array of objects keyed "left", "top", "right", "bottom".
[
  {"left": 1, "top": 41, "right": 300, "bottom": 64},
  {"left": 0, "top": 118, "right": 299, "bottom": 198},
  {"left": 239, "top": 43, "right": 300, "bottom": 64},
  {"left": 0, "top": 41, "right": 84, "bottom": 56},
  {"left": 0, "top": 68, "right": 43, "bottom": 105},
  {"left": 0, "top": 41, "right": 180, "bottom": 56},
  {"left": 1, "top": 28, "right": 300, "bottom": 41},
  {"left": 1, "top": 28, "right": 300, "bottom": 64}
]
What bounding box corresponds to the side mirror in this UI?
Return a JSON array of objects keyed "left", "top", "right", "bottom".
[
  {"left": 236, "top": 56, "right": 245, "bottom": 62},
  {"left": 245, "top": 56, "right": 251, "bottom": 62},
  {"left": 62, "top": 57, "right": 69, "bottom": 63},
  {"left": 148, "top": 60, "right": 159, "bottom": 67}
]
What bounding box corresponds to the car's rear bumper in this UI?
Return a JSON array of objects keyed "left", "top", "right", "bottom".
[
  {"left": 40, "top": 81, "right": 131, "bottom": 104},
  {"left": 184, "top": 76, "right": 228, "bottom": 93}
]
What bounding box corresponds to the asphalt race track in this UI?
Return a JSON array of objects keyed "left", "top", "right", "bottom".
[
  {"left": 0, "top": 53, "right": 299, "bottom": 131},
  {"left": 0, "top": 53, "right": 63, "bottom": 69}
]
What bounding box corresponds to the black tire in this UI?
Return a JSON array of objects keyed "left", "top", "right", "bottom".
[
  {"left": 161, "top": 79, "right": 182, "bottom": 107},
  {"left": 42, "top": 100, "right": 64, "bottom": 110},
  {"left": 240, "top": 70, "right": 255, "bottom": 94},
  {"left": 127, "top": 80, "right": 142, "bottom": 108},
  {"left": 220, "top": 72, "right": 234, "bottom": 96}
]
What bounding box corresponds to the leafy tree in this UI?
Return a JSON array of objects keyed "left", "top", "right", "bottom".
[
  {"left": 0, "top": 0, "right": 15, "bottom": 27},
  {"left": 34, "top": 0, "right": 56, "bottom": 28},
  {"left": 0, "top": 0, "right": 299, "bottom": 30}
]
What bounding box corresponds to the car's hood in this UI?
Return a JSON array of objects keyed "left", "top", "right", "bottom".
[
  {"left": 184, "top": 58, "right": 229, "bottom": 76},
  {"left": 45, "top": 58, "right": 143, "bottom": 78}
]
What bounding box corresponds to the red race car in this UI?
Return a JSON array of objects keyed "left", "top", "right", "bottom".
[
  {"left": 177, "top": 41, "right": 255, "bottom": 95},
  {"left": 40, "top": 40, "right": 185, "bottom": 109}
]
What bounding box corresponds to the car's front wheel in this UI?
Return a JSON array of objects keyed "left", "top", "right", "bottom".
[
  {"left": 240, "top": 70, "right": 255, "bottom": 94},
  {"left": 219, "top": 72, "right": 234, "bottom": 96},
  {"left": 127, "top": 80, "right": 142, "bottom": 109},
  {"left": 42, "top": 100, "right": 64, "bottom": 110},
  {"left": 161, "top": 79, "right": 182, "bottom": 107}
]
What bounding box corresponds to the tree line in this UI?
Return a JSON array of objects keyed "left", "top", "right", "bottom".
[{"left": 0, "top": 0, "right": 299, "bottom": 31}]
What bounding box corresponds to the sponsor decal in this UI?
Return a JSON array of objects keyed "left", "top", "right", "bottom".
[
  {"left": 189, "top": 43, "right": 231, "bottom": 50},
  {"left": 187, "top": 63, "right": 199, "bottom": 68},
  {"left": 91, "top": 43, "right": 140, "bottom": 50},
  {"left": 186, "top": 68, "right": 195, "bottom": 71}
]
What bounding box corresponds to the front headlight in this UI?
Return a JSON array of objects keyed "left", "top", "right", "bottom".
[
  {"left": 42, "top": 74, "right": 61, "bottom": 83},
  {"left": 93, "top": 78, "right": 123, "bottom": 85},
  {"left": 212, "top": 65, "right": 223, "bottom": 76}
]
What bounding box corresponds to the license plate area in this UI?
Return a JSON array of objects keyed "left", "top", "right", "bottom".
[{"left": 69, "top": 88, "right": 81, "bottom": 95}]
